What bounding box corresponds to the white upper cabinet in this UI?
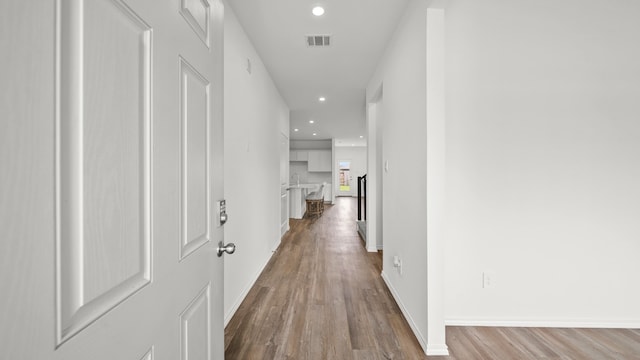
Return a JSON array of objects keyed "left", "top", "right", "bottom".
[
  {"left": 308, "top": 150, "right": 331, "bottom": 172},
  {"left": 289, "top": 150, "right": 309, "bottom": 161}
]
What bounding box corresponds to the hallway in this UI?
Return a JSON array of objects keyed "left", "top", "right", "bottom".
[{"left": 224, "top": 197, "right": 426, "bottom": 359}]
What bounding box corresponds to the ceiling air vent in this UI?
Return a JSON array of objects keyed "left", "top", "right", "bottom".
[{"left": 306, "top": 35, "right": 331, "bottom": 47}]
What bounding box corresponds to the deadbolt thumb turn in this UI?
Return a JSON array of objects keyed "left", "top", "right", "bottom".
[{"left": 217, "top": 241, "right": 236, "bottom": 257}]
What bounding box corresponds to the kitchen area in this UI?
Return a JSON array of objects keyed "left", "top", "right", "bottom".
[{"left": 287, "top": 141, "right": 333, "bottom": 219}]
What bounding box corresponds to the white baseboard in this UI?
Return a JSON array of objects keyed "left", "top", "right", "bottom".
[
  {"left": 381, "top": 271, "right": 429, "bottom": 355},
  {"left": 280, "top": 222, "right": 289, "bottom": 239},
  {"left": 445, "top": 319, "right": 640, "bottom": 329},
  {"left": 365, "top": 243, "right": 382, "bottom": 252},
  {"left": 224, "top": 253, "right": 273, "bottom": 327},
  {"left": 426, "top": 344, "right": 450, "bottom": 356},
  {"left": 273, "top": 235, "right": 283, "bottom": 252}
]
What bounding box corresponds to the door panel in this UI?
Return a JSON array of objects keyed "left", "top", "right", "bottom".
[
  {"left": 56, "top": 0, "right": 153, "bottom": 345},
  {"left": 179, "top": 284, "right": 211, "bottom": 360},
  {"left": 0, "top": 0, "right": 225, "bottom": 359},
  {"left": 180, "top": 57, "right": 211, "bottom": 260},
  {"left": 141, "top": 348, "right": 155, "bottom": 360},
  {"left": 180, "top": 0, "right": 211, "bottom": 47}
]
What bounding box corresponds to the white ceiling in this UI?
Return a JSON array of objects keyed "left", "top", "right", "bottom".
[{"left": 227, "top": 0, "right": 409, "bottom": 146}]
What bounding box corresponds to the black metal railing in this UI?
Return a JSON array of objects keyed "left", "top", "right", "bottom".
[{"left": 357, "top": 174, "right": 367, "bottom": 221}]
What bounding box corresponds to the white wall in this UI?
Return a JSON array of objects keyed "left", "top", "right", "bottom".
[
  {"left": 444, "top": 0, "right": 640, "bottom": 327},
  {"left": 223, "top": 3, "right": 289, "bottom": 325},
  {"left": 366, "top": 0, "right": 448, "bottom": 355},
  {"left": 334, "top": 146, "right": 367, "bottom": 197}
]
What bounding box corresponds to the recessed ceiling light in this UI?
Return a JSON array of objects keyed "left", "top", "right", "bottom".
[
  {"left": 319, "top": 97, "right": 326, "bottom": 102},
  {"left": 294, "top": 128, "right": 299, "bottom": 132},
  {"left": 312, "top": 6, "right": 325, "bottom": 16},
  {"left": 360, "top": 135, "right": 364, "bottom": 138},
  {"left": 313, "top": 133, "right": 317, "bottom": 136},
  {"left": 309, "top": 120, "right": 314, "bottom": 124}
]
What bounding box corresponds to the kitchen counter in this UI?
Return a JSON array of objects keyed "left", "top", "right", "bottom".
[{"left": 288, "top": 184, "right": 322, "bottom": 219}]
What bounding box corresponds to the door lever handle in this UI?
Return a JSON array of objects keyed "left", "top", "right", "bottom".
[{"left": 217, "top": 241, "right": 236, "bottom": 257}]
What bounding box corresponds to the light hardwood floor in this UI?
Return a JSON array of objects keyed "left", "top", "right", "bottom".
[
  {"left": 444, "top": 326, "right": 640, "bottom": 360},
  {"left": 225, "top": 197, "right": 640, "bottom": 359}
]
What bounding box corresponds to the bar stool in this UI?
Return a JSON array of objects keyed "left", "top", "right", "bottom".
[{"left": 305, "top": 185, "right": 325, "bottom": 218}]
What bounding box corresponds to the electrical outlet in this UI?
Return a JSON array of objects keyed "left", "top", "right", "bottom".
[
  {"left": 393, "top": 256, "right": 403, "bottom": 275},
  {"left": 483, "top": 271, "right": 495, "bottom": 289}
]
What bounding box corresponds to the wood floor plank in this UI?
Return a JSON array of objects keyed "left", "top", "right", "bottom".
[
  {"left": 446, "top": 327, "right": 640, "bottom": 360},
  {"left": 503, "top": 327, "right": 559, "bottom": 359},
  {"left": 388, "top": 313, "right": 430, "bottom": 360}
]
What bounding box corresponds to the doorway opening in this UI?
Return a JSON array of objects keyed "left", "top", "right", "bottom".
[{"left": 338, "top": 161, "right": 351, "bottom": 192}]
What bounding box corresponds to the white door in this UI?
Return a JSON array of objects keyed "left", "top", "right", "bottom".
[{"left": 0, "top": 0, "right": 227, "bottom": 359}]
